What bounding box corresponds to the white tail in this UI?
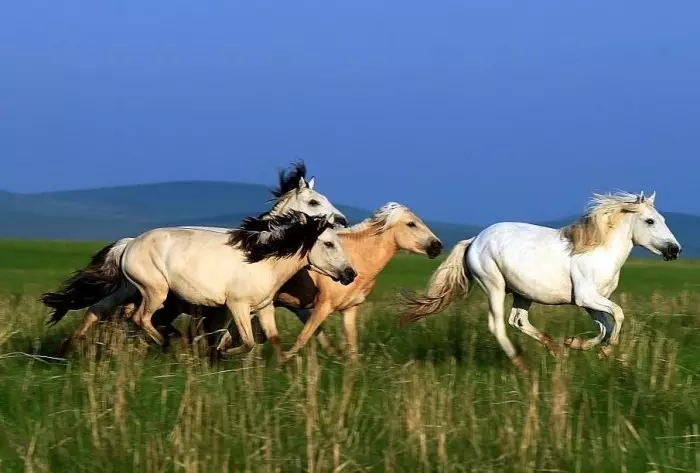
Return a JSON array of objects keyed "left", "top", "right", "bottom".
[{"left": 399, "top": 238, "right": 473, "bottom": 325}]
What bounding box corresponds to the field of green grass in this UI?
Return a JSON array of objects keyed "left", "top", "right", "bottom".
[{"left": 1, "top": 239, "right": 700, "bottom": 472}]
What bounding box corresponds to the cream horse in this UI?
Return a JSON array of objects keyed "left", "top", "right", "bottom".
[
  {"left": 213, "top": 202, "right": 443, "bottom": 362},
  {"left": 121, "top": 210, "right": 357, "bottom": 350},
  {"left": 400, "top": 191, "right": 681, "bottom": 372},
  {"left": 41, "top": 162, "right": 348, "bottom": 352}
]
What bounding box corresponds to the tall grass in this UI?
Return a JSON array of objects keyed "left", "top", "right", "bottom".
[{"left": 1, "top": 285, "right": 699, "bottom": 472}]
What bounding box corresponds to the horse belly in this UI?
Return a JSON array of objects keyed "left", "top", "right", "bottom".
[
  {"left": 498, "top": 251, "right": 573, "bottom": 305},
  {"left": 168, "top": 279, "right": 227, "bottom": 307}
]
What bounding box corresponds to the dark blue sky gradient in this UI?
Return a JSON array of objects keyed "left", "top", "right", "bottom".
[{"left": 2, "top": 1, "right": 698, "bottom": 224}]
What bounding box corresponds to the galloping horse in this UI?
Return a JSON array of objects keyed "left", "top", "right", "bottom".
[
  {"left": 210, "top": 202, "right": 443, "bottom": 362},
  {"left": 400, "top": 191, "right": 681, "bottom": 372},
  {"left": 41, "top": 162, "right": 348, "bottom": 352},
  {"left": 121, "top": 211, "right": 357, "bottom": 351}
]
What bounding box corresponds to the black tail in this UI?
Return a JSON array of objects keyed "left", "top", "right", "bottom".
[{"left": 40, "top": 241, "right": 123, "bottom": 326}]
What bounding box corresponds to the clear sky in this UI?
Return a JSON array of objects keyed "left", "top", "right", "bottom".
[{"left": 2, "top": 1, "right": 699, "bottom": 224}]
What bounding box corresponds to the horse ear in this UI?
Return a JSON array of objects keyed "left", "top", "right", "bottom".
[
  {"left": 648, "top": 191, "right": 656, "bottom": 204},
  {"left": 298, "top": 177, "right": 308, "bottom": 190},
  {"left": 637, "top": 191, "right": 645, "bottom": 203},
  {"left": 307, "top": 177, "right": 315, "bottom": 190}
]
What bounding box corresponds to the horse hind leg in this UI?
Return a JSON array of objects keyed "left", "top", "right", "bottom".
[
  {"left": 59, "top": 286, "right": 135, "bottom": 355},
  {"left": 483, "top": 282, "right": 526, "bottom": 372},
  {"left": 507, "top": 295, "right": 562, "bottom": 357}
]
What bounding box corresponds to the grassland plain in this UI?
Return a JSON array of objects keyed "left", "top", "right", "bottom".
[{"left": 1, "top": 239, "right": 700, "bottom": 472}]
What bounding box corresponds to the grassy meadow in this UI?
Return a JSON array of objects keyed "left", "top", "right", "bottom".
[{"left": 1, "top": 239, "right": 700, "bottom": 472}]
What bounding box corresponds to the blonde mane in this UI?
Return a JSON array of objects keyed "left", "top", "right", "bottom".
[
  {"left": 561, "top": 191, "right": 652, "bottom": 254},
  {"left": 339, "top": 202, "right": 408, "bottom": 236}
]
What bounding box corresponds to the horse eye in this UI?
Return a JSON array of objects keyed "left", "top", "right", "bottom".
[
  {"left": 309, "top": 199, "right": 320, "bottom": 207},
  {"left": 324, "top": 241, "right": 334, "bottom": 248},
  {"left": 645, "top": 218, "right": 655, "bottom": 225},
  {"left": 407, "top": 222, "right": 417, "bottom": 228}
]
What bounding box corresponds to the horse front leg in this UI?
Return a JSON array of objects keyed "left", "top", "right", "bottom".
[
  {"left": 218, "top": 302, "right": 255, "bottom": 356},
  {"left": 340, "top": 306, "right": 360, "bottom": 362},
  {"left": 255, "top": 304, "right": 283, "bottom": 363},
  {"left": 564, "top": 308, "right": 613, "bottom": 353},
  {"left": 290, "top": 307, "right": 338, "bottom": 357},
  {"left": 570, "top": 280, "right": 623, "bottom": 358},
  {"left": 280, "top": 301, "right": 334, "bottom": 364}
]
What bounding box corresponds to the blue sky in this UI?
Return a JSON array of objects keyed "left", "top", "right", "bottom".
[{"left": 2, "top": 1, "right": 698, "bottom": 224}]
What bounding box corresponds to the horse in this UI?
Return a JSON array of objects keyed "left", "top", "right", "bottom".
[
  {"left": 209, "top": 202, "right": 443, "bottom": 363},
  {"left": 120, "top": 210, "right": 357, "bottom": 355},
  {"left": 41, "top": 161, "right": 348, "bottom": 353},
  {"left": 399, "top": 191, "right": 681, "bottom": 373}
]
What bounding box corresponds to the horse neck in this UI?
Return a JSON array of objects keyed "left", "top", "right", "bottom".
[
  {"left": 595, "top": 213, "right": 635, "bottom": 271},
  {"left": 262, "top": 253, "right": 309, "bottom": 292},
  {"left": 340, "top": 226, "right": 398, "bottom": 278}
]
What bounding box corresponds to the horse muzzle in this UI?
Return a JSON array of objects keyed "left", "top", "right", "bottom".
[
  {"left": 661, "top": 242, "right": 682, "bottom": 261},
  {"left": 426, "top": 239, "right": 443, "bottom": 259},
  {"left": 333, "top": 214, "right": 349, "bottom": 228},
  {"left": 336, "top": 266, "right": 357, "bottom": 285}
]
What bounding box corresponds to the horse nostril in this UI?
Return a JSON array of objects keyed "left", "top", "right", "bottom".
[
  {"left": 335, "top": 215, "right": 349, "bottom": 227},
  {"left": 431, "top": 240, "right": 443, "bottom": 251},
  {"left": 343, "top": 267, "right": 357, "bottom": 281}
]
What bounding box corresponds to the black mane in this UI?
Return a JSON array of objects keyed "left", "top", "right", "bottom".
[
  {"left": 270, "top": 161, "right": 308, "bottom": 198},
  {"left": 227, "top": 209, "right": 333, "bottom": 263}
]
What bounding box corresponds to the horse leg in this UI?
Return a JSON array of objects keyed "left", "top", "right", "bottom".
[
  {"left": 564, "top": 309, "right": 614, "bottom": 354},
  {"left": 255, "top": 304, "right": 283, "bottom": 362},
  {"left": 59, "top": 286, "right": 134, "bottom": 355},
  {"left": 507, "top": 295, "right": 561, "bottom": 357},
  {"left": 218, "top": 302, "right": 255, "bottom": 356},
  {"left": 280, "top": 301, "right": 334, "bottom": 364},
  {"left": 340, "top": 306, "right": 359, "bottom": 362},
  {"left": 151, "top": 300, "right": 187, "bottom": 350},
  {"left": 130, "top": 289, "right": 168, "bottom": 346},
  {"left": 484, "top": 283, "right": 526, "bottom": 372},
  {"left": 571, "top": 282, "right": 624, "bottom": 357},
  {"left": 291, "top": 307, "right": 337, "bottom": 357}
]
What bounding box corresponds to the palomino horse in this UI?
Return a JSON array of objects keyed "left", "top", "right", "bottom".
[
  {"left": 399, "top": 191, "right": 681, "bottom": 372},
  {"left": 121, "top": 211, "right": 357, "bottom": 350},
  {"left": 41, "top": 162, "right": 347, "bottom": 352},
  {"left": 212, "top": 202, "right": 443, "bottom": 362}
]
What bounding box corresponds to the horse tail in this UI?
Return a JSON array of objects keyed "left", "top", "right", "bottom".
[
  {"left": 399, "top": 238, "right": 474, "bottom": 325},
  {"left": 40, "top": 237, "right": 133, "bottom": 326}
]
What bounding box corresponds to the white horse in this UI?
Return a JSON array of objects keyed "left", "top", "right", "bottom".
[
  {"left": 400, "top": 191, "right": 682, "bottom": 372},
  {"left": 41, "top": 162, "right": 348, "bottom": 352},
  {"left": 121, "top": 210, "right": 357, "bottom": 352}
]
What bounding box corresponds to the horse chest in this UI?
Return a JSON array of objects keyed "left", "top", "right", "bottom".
[{"left": 336, "top": 281, "right": 372, "bottom": 309}]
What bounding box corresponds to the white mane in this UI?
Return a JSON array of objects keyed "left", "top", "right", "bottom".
[
  {"left": 339, "top": 202, "right": 407, "bottom": 235},
  {"left": 584, "top": 191, "right": 651, "bottom": 215}
]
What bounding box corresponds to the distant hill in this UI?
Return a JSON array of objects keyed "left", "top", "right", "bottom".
[{"left": 1, "top": 182, "right": 699, "bottom": 257}]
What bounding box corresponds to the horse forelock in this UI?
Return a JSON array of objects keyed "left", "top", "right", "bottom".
[
  {"left": 340, "top": 202, "right": 408, "bottom": 236},
  {"left": 561, "top": 191, "right": 649, "bottom": 254},
  {"left": 270, "top": 161, "right": 307, "bottom": 198}
]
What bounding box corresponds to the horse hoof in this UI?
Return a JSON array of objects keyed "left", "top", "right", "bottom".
[
  {"left": 546, "top": 343, "right": 563, "bottom": 358},
  {"left": 598, "top": 346, "right": 613, "bottom": 359}
]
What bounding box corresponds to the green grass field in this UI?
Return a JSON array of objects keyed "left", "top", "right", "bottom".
[{"left": 1, "top": 239, "right": 700, "bottom": 472}]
